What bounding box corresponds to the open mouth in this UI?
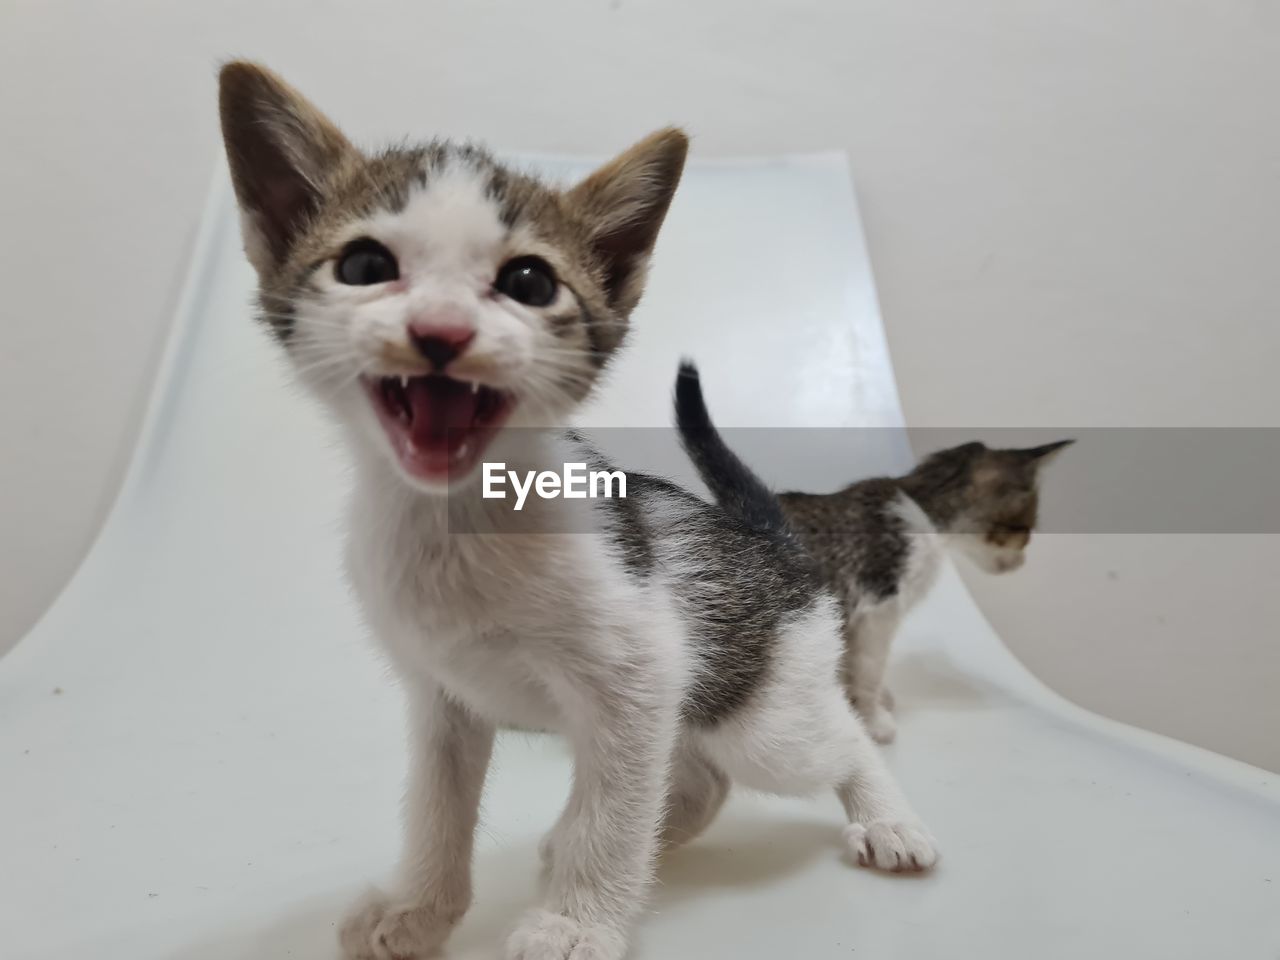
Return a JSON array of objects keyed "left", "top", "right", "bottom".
[{"left": 364, "top": 374, "right": 514, "bottom": 484}]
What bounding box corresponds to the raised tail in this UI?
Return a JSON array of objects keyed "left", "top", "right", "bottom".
[{"left": 674, "top": 360, "right": 791, "bottom": 535}]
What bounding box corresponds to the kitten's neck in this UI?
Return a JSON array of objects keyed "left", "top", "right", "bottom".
[{"left": 893, "top": 474, "right": 961, "bottom": 532}]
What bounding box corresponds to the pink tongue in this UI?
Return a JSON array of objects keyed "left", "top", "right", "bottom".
[{"left": 405, "top": 377, "right": 478, "bottom": 452}]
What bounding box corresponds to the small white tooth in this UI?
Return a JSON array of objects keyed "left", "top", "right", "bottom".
[
  {"left": 470, "top": 381, "right": 479, "bottom": 394},
  {"left": 399, "top": 375, "right": 409, "bottom": 388}
]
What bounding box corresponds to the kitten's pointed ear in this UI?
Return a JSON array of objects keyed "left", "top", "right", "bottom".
[
  {"left": 1022, "top": 439, "right": 1075, "bottom": 467},
  {"left": 218, "top": 61, "right": 356, "bottom": 275},
  {"left": 566, "top": 128, "right": 689, "bottom": 314}
]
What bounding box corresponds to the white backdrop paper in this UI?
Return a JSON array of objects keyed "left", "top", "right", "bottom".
[{"left": 1, "top": 156, "right": 1277, "bottom": 960}]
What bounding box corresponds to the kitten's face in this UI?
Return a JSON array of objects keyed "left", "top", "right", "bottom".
[
  {"left": 218, "top": 62, "right": 686, "bottom": 491},
  {"left": 912, "top": 440, "right": 1073, "bottom": 575},
  {"left": 949, "top": 479, "right": 1038, "bottom": 574}
]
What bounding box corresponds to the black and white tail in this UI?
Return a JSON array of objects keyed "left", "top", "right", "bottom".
[{"left": 674, "top": 361, "right": 791, "bottom": 536}]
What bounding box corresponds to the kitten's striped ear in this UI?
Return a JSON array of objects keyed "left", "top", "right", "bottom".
[
  {"left": 566, "top": 128, "right": 689, "bottom": 315},
  {"left": 1021, "top": 439, "right": 1075, "bottom": 466},
  {"left": 218, "top": 61, "right": 356, "bottom": 275}
]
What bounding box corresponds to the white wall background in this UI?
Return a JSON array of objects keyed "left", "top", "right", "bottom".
[{"left": 1, "top": 1, "right": 1276, "bottom": 770}]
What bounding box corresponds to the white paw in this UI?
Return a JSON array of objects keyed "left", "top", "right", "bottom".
[
  {"left": 506, "top": 909, "right": 626, "bottom": 960},
  {"left": 864, "top": 705, "right": 898, "bottom": 745},
  {"left": 843, "top": 821, "right": 938, "bottom": 873},
  {"left": 339, "top": 889, "right": 458, "bottom": 960}
]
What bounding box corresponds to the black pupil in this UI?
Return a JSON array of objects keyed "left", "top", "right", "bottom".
[
  {"left": 337, "top": 241, "right": 398, "bottom": 285},
  {"left": 498, "top": 258, "right": 556, "bottom": 306}
]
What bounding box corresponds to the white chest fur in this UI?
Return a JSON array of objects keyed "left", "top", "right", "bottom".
[
  {"left": 894, "top": 494, "right": 945, "bottom": 613},
  {"left": 340, "top": 455, "right": 684, "bottom": 732}
]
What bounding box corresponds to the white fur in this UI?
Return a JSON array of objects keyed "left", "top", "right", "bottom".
[
  {"left": 843, "top": 494, "right": 944, "bottom": 744},
  {"left": 266, "top": 174, "right": 937, "bottom": 960},
  {"left": 292, "top": 169, "right": 584, "bottom": 490},
  {"left": 339, "top": 448, "right": 936, "bottom": 959},
  {"left": 843, "top": 491, "right": 1027, "bottom": 743},
  {"left": 949, "top": 528, "right": 1027, "bottom": 574}
]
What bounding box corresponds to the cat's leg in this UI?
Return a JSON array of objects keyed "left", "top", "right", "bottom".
[
  {"left": 539, "top": 685, "right": 717, "bottom": 874},
  {"left": 659, "top": 738, "right": 730, "bottom": 850},
  {"left": 700, "top": 602, "right": 937, "bottom": 874},
  {"left": 508, "top": 637, "right": 679, "bottom": 960},
  {"left": 845, "top": 606, "right": 900, "bottom": 744},
  {"left": 542, "top": 738, "right": 724, "bottom": 870},
  {"left": 340, "top": 681, "right": 494, "bottom": 960},
  {"left": 830, "top": 706, "right": 937, "bottom": 872},
  {"left": 831, "top": 616, "right": 938, "bottom": 868}
]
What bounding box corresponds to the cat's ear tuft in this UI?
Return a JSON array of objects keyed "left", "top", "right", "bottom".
[
  {"left": 566, "top": 127, "right": 689, "bottom": 314},
  {"left": 1022, "top": 438, "right": 1075, "bottom": 467},
  {"left": 218, "top": 61, "right": 356, "bottom": 275}
]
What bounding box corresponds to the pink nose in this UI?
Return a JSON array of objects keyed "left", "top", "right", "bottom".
[{"left": 408, "top": 322, "right": 475, "bottom": 371}]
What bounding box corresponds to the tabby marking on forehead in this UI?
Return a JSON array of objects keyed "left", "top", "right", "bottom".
[{"left": 365, "top": 166, "right": 508, "bottom": 278}]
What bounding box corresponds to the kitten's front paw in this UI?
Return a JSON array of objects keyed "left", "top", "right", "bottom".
[
  {"left": 506, "top": 909, "right": 626, "bottom": 960},
  {"left": 843, "top": 821, "right": 938, "bottom": 873},
  {"left": 339, "top": 889, "right": 458, "bottom": 960},
  {"left": 864, "top": 705, "right": 898, "bottom": 744}
]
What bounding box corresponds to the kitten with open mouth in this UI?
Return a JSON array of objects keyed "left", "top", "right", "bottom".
[
  {"left": 364, "top": 373, "right": 514, "bottom": 480},
  {"left": 220, "top": 61, "right": 937, "bottom": 960}
]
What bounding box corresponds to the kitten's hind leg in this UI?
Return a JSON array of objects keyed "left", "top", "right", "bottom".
[
  {"left": 832, "top": 710, "right": 937, "bottom": 872},
  {"left": 791, "top": 686, "right": 936, "bottom": 873},
  {"left": 704, "top": 688, "right": 937, "bottom": 873},
  {"left": 700, "top": 604, "right": 936, "bottom": 875},
  {"left": 659, "top": 739, "right": 730, "bottom": 851}
]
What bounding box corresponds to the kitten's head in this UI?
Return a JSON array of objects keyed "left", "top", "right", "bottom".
[
  {"left": 904, "top": 439, "right": 1073, "bottom": 574},
  {"left": 217, "top": 61, "right": 687, "bottom": 491}
]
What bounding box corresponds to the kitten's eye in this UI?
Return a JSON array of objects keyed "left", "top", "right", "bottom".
[
  {"left": 495, "top": 256, "right": 557, "bottom": 307},
  {"left": 336, "top": 239, "right": 399, "bottom": 286}
]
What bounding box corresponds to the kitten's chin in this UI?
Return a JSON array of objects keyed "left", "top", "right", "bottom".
[
  {"left": 362, "top": 374, "right": 514, "bottom": 491},
  {"left": 967, "top": 546, "right": 1025, "bottom": 575}
]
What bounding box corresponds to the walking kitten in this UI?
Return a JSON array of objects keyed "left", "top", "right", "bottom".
[
  {"left": 676, "top": 363, "right": 1070, "bottom": 744},
  {"left": 219, "top": 62, "right": 936, "bottom": 960}
]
